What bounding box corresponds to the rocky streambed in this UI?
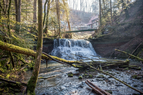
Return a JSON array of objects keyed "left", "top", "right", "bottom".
[{"left": 24, "top": 61, "right": 143, "bottom": 95}]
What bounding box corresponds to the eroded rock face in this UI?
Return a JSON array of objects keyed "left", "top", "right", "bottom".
[
  {"left": 42, "top": 38, "right": 54, "bottom": 54},
  {"left": 90, "top": 0, "right": 143, "bottom": 58},
  {"left": 91, "top": 33, "right": 143, "bottom": 58}
]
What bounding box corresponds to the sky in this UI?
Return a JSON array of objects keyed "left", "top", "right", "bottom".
[{"left": 67, "top": 0, "right": 95, "bottom": 12}]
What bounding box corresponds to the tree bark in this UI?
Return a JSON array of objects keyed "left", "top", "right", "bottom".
[
  {"left": 14, "top": 0, "right": 18, "bottom": 21},
  {"left": 110, "top": 0, "right": 112, "bottom": 24},
  {"left": 27, "top": 0, "right": 43, "bottom": 93},
  {"left": 44, "top": 0, "right": 50, "bottom": 33},
  {"left": 18, "top": 0, "right": 21, "bottom": 22},
  {"left": 56, "top": 0, "right": 61, "bottom": 38},
  {"left": 33, "top": 0, "right": 37, "bottom": 23},
  {"left": 62, "top": 0, "right": 71, "bottom": 31},
  {"left": 99, "top": 0, "right": 102, "bottom": 26}
]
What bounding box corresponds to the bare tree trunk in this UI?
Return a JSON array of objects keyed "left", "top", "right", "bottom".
[
  {"left": 18, "top": 0, "right": 21, "bottom": 22},
  {"left": 56, "top": 0, "right": 61, "bottom": 38},
  {"left": 44, "top": 0, "right": 50, "bottom": 33},
  {"left": 110, "top": 0, "right": 112, "bottom": 24},
  {"left": 62, "top": 0, "right": 71, "bottom": 31},
  {"left": 27, "top": 0, "right": 43, "bottom": 94},
  {"left": 99, "top": 0, "right": 102, "bottom": 26},
  {"left": 33, "top": 0, "right": 37, "bottom": 23},
  {"left": 14, "top": 0, "right": 18, "bottom": 21}
]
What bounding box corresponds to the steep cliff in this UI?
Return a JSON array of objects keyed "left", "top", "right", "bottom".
[{"left": 91, "top": 0, "right": 143, "bottom": 59}]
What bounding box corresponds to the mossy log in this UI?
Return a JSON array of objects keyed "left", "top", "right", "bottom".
[
  {"left": 115, "top": 49, "right": 143, "bottom": 62},
  {"left": 73, "top": 59, "right": 130, "bottom": 69},
  {"left": 0, "top": 40, "right": 78, "bottom": 65},
  {"left": 92, "top": 59, "right": 129, "bottom": 68},
  {"left": 0, "top": 78, "right": 27, "bottom": 86}
]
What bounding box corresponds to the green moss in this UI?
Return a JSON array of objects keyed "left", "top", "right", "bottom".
[
  {"left": 72, "top": 64, "right": 82, "bottom": 68},
  {"left": 96, "top": 75, "right": 105, "bottom": 78},
  {"left": 68, "top": 73, "right": 73, "bottom": 77},
  {"left": 132, "top": 75, "right": 142, "bottom": 79},
  {"left": 78, "top": 76, "right": 83, "bottom": 79},
  {"left": 89, "top": 74, "right": 93, "bottom": 78}
]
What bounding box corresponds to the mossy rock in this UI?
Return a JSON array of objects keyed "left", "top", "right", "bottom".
[
  {"left": 96, "top": 75, "right": 105, "bottom": 78},
  {"left": 129, "top": 65, "right": 141, "bottom": 70},
  {"left": 133, "top": 85, "right": 138, "bottom": 87},
  {"left": 131, "top": 75, "right": 142, "bottom": 79},
  {"left": 88, "top": 74, "right": 93, "bottom": 78},
  {"left": 68, "top": 72, "right": 73, "bottom": 77},
  {"left": 78, "top": 76, "right": 83, "bottom": 79}
]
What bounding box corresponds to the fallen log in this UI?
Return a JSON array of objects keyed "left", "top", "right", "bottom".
[
  {"left": 0, "top": 78, "right": 27, "bottom": 86},
  {"left": 92, "top": 59, "right": 129, "bottom": 68},
  {"left": 115, "top": 49, "right": 143, "bottom": 62},
  {"left": 85, "top": 81, "right": 104, "bottom": 95},
  {"left": 0, "top": 40, "right": 78, "bottom": 65},
  {"left": 72, "top": 59, "right": 130, "bottom": 69},
  {"left": 86, "top": 80, "right": 111, "bottom": 95}
]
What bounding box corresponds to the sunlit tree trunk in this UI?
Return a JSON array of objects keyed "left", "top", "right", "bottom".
[
  {"left": 27, "top": 0, "right": 43, "bottom": 94},
  {"left": 56, "top": 0, "right": 61, "bottom": 38},
  {"left": 44, "top": 0, "right": 50, "bottom": 33},
  {"left": 62, "top": 0, "right": 71, "bottom": 31}
]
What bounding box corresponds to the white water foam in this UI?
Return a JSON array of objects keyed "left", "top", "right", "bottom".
[{"left": 51, "top": 39, "right": 99, "bottom": 61}]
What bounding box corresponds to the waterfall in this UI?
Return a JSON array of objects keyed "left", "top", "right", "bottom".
[{"left": 51, "top": 39, "right": 99, "bottom": 61}]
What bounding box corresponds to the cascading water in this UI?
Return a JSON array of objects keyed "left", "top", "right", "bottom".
[{"left": 51, "top": 39, "right": 99, "bottom": 61}]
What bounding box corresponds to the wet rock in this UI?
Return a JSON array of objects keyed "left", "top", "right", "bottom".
[
  {"left": 96, "top": 75, "right": 105, "bottom": 78},
  {"left": 133, "top": 85, "right": 138, "bottom": 87},
  {"left": 60, "top": 86, "right": 66, "bottom": 90},
  {"left": 96, "top": 78, "right": 104, "bottom": 81},
  {"left": 78, "top": 76, "right": 83, "bottom": 79},
  {"left": 68, "top": 72, "right": 73, "bottom": 77},
  {"left": 88, "top": 74, "right": 93, "bottom": 78}
]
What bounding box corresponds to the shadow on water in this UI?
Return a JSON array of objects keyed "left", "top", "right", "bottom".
[
  {"left": 24, "top": 61, "right": 143, "bottom": 95},
  {"left": 24, "top": 39, "right": 143, "bottom": 95}
]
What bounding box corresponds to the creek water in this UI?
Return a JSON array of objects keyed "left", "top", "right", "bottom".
[{"left": 24, "top": 39, "right": 143, "bottom": 95}]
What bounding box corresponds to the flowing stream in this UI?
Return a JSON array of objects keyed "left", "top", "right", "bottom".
[{"left": 24, "top": 39, "right": 143, "bottom": 95}]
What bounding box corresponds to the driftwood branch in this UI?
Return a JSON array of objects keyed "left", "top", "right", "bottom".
[
  {"left": 86, "top": 80, "right": 111, "bottom": 95},
  {"left": 115, "top": 49, "right": 143, "bottom": 62},
  {"left": 85, "top": 81, "right": 104, "bottom": 95},
  {"left": 0, "top": 78, "right": 27, "bottom": 86}
]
